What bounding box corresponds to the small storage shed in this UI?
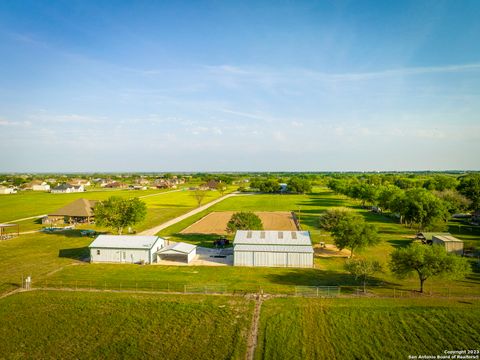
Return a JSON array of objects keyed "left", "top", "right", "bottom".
[
  {"left": 155, "top": 242, "right": 197, "bottom": 263},
  {"left": 233, "top": 230, "right": 314, "bottom": 268},
  {"left": 432, "top": 235, "right": 464, "bottom": 255},
  {"left": 89, "top": 235, "right": 165, "bottom": 264}
]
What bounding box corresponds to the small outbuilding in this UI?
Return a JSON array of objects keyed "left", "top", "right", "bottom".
[
  {"left": 0, "top": 223, "right": 19, "bottom": 240},
  {"left": 155, "top": 242, "right": 197, "bottom": 263},
  {"left": 89, "top": 235, "right": 165, "bottom": 264},
  {"left": 432, "top": 234, "right": 464, "bottom": 255},
  {"left": 233, "top": 230, "right": 314, "bottom": 268}
]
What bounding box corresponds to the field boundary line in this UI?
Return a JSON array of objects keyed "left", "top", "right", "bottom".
[
  {"left": 0, "top": 288, "right": 24, "bottom": 300},
  {"left": 246, "top": 295, "right": 263, "bottom": 360}
]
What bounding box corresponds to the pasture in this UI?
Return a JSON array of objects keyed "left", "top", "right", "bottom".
[
  {"left": 0, "top": 291, "right": 252, "bottom": 360},
  {"left": 180, "top": 211, "right": 298, "bottom": 235},
  {"left": 256, "top": 297, "right": 480, "bottom": 360}
]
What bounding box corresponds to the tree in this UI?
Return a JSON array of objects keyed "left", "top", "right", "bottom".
[
  {"left": 94, "top": 196, "right": 147, "bottom": 234},
  {"left": 287, "top": 177, "right": 312, "bottom": 194},
  {"left": 318, "top": 208, "right": 352, "bottom": 231},
  {"left": 457, "top": 174, "right": 480, "bottom": 211},
  {"left": 226, "top": 212, "right": 263, "bottom": 233},
  {"left": 344, "top": 258, "right": 383, "bottom": 293},
  {"left": 216, "top": 182, "right": 227, "bottom": 196},
  {"left": 192, "top": 189, "right": 207, "bottom": 207},
  {"left": 389, "top": 243, "right": 470, "bottom": 293},
  {"left": 377, "top": 185, "right": 404, "bottom": 212},
  {"left": 331, "top": 213, "right": 379, "bottom": 258},
  {"left": 400, "top": 188, "right": 449, "bottom": 231},
  {"left": 433, "top": 189, "right": 471, "bottom": 214}
]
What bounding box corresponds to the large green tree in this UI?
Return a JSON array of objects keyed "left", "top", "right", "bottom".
[
  {"left": 318, "top": 208, "right": 352, "bottom": 232},
  {"left": 457, "top": 174, "right": 480, "bottom": 211},
  {"left": 287, "top": 177, "right": 312, "bottom": 194},
  {"left": 226, "top": 212, "right": 263, "bottom": 233},
  {"left": 400, "top": 188, "right": 449, "bottom": 230},
  {"left": 331, "top": 213, "right": 379, "bottom": 258},
  {"left": 94, "top": 197, "right": 147, "bottom": 234},
  {"left": 389, "top": 243, "right": 470, "bottom": 293}
]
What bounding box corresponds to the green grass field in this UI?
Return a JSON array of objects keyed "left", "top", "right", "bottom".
[
  {"left": 256, "top": 297, "right": 480, "bottom": 360},
  {"left": 0, "top": 291, "right": 252, "bottom": 360}
]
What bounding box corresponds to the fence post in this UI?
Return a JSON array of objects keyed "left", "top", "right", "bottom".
[
  {"left": 184, "top": 285, "right": 187, "bottom": 293},
  {"left": 316, "top": 287, "right": 319, "bottom": 297}
]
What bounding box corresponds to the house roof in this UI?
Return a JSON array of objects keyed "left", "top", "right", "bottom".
[
  {"left": 233, "top": 230, "right": 312, "bottom": 246},
  {"left": 89, "top": 235, "right": 161, "bottom": 249},
  {"left": 433, "top": 235, "right": 463, "bottom": 243},
  {"left": 418, "top": 232, "right": 451, "bottom": 241},
  {"left": 49, "top": 198, "right": 97, "bottom": 217},
  {"left": 156, "top": 242, "right": 196, "bottom": 255}
]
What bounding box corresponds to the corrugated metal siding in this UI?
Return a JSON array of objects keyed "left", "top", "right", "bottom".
[
  {"left": 234, "top": 244, "right": 313, "bottom": 253},
  {"left": 90, "top": 248, "right": 151, "bottom": 264},
  {"left": 234, "top": 250, "right": 313, "bottom": 268}
]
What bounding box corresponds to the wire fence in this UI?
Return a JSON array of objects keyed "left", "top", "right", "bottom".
[{"left": 11, "top": 278, "right": 479, "bottom": 299}]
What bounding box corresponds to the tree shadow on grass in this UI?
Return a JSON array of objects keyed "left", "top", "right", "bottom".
[
  {"left": 387, "top": 239, "right": 412, "bottom": 248},
  {"left": 167, "top": 233, "right": 231, "bottom": 248},
  {"left": 58, "top": 247, "right": 89, "bottom": 261},
  {"left": 264, "top": 268, "right": 399, "bottom": 288}
]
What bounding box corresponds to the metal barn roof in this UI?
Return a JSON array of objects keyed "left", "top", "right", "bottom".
[
  {"left": 433, "top": 235, "right": 463, "bottom": 243},
  {"left": 89, "top": 235, "right": 161, "bottom": 249},
  {"left": 155, "top": 242, "right": 196, "bottom": 255},
  {"left": 233, "top": 230, "right": 312, "bottom": 246},
  {"left": 234, "top": 244, "right": 314, "bottom": 253}
]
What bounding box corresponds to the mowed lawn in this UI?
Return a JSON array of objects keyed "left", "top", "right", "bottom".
[
  {"left": 0, "top": 291, "right": 252, "bottom": 360},
  {"left": 256, "top": 297, "right": 480, "bottom": 360}
]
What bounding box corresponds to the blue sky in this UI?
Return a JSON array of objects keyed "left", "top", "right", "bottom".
[{"left": 0, "top": 0, "right": 479, "bottom": 172}]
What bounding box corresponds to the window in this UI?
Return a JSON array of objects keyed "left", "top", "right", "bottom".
[{"left": 97, "top": 250, "right": 100, "bottom": 255}]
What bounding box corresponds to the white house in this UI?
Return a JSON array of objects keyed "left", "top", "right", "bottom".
[
  {"left": 32, "top": 182, "right": 51, "bottom": 191},
  {"left": 89, "top": 235, "right": 165, "bottom": 264},
  {"left": 233, "top": 230, "right": 314, "bottom": 268},
  {"left": 51, "top": 184, "right": 85, "bottom": 194},
  {"left": 0, "top": 186, "right": 17, "bottom": 194}
]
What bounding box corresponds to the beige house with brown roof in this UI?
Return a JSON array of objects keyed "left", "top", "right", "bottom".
[{"left": 43, "top": 198, "right": 97, "bottom": 225}]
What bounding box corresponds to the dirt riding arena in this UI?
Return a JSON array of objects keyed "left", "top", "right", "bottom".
[{"left": 181, "top": 211, "right": 299, "bottom": 235}]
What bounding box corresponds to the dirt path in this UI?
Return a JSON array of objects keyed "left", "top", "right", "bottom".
[
  {"left": 138, "top": 192, "right": 253, "bottom": 236},
  {"left": 246, "top": 295, "right": 263, "bottom": 360}
]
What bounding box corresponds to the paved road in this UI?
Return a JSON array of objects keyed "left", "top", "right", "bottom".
[{"left": 139, "top": 192, "right": 252, "bottom": 236}]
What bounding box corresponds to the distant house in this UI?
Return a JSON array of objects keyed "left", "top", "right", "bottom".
[
  {"left": 43, "top": 198, "right": 97, "bottom": 225},
  {"left": 69, "top": 179, "right": 91, "bottom": 187},
  {"left": 200, "top": 180, "right": 219, "bottom": 191},
  {"left": 432, "top": 234, "right": 464, "bottom": 255},
  {"left": 89, "top": 235, "right": 166, "bottom": 264},
  {"left": 32, "top": 182, "right": 50, "bottom": 191},
  {"left": 51, "top": 184, "right": 85, "bottom": 194},
  {"left": 102, "top": 181, "right": 126, "bottom": 189},
  {"left": 0, "top": 186, "right": 17, "bottom": 195},
  {"left": 233, "top": 230, "right": 314, "bottom": 268}
]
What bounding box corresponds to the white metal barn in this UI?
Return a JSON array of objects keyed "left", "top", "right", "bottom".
[
  {"left": 89, "top": 235, "right": 165, "bottom": 264},
  {"left": 155, "top": 242, "right": 197, "bottom": 263},
  {"left": 233, "top": 230, "right": 314, "bottom": 268}
]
